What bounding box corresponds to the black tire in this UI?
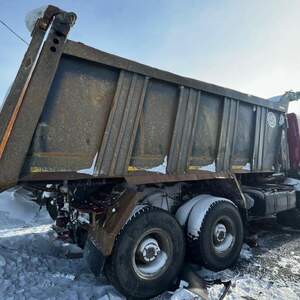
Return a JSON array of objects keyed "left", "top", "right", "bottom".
[
  {"left": 277, "top": 209, "right": 300, "bottom": 229},
  {"left": 46, "top": 198, "right": 58, "bottom": 220},
  {"left": 104, "top": 206, "right": 185, "bottom": 299},
  {"left": 189, "top": 201, "right": 243, "bottom": 271}
]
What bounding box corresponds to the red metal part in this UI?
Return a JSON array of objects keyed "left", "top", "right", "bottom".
[{"left": 287, "top": 113, "right": 300, "bottom": 169}]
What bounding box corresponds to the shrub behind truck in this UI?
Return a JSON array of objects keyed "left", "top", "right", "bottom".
[{"left": 1, "top": 5, "right": 300, "bottom": 299}]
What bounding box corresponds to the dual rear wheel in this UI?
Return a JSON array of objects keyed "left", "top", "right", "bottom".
[
  {"left": 104, "top": 201, "right": 243, "bottom": 299},
  {"left": 189, "top": 201, "right": 244, "bottom": 271},
  {"left": 105, "top": 207, "right": 185, "bottom": 299}
]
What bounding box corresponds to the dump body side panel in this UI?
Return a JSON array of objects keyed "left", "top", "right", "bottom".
[{"left": 19, "top": 40, "right": 287, "bottom": 180}]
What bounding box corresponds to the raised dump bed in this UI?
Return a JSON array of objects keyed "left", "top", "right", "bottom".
[
  {"left": 2, "top": 6, "right": 300, "bottom": 299},
  {"left": 0, "top": 6, "right": 289, "bottom": 190}
]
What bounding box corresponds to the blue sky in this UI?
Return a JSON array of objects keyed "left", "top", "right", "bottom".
[{"left": 1, "top": 1, "right": 300, "bottom": 111}]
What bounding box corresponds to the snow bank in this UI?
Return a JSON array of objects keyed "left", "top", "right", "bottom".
[
  {"left": 0, "top": 190, "right": 300, "bottom": 299},
  {"left": 0, "top": 188, "right": 42, "bottom": 223},
  {"left": 0, "top": 189, "right": 125, "bottom": 300}
]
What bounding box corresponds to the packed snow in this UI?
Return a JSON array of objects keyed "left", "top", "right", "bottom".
[
  {"left": 25, "top": 6, "right": 48, "bottom": 33},
  {"left": 199, "top": 161, "right": 216, "bottom": 172},
  {"left": 0, "top": 189, "right": 124, "bottom": 300},
  {"left": 242, "top": 162, "right": 251, "bottom": 171},
  {"left": 146, "top": 156, "right": 168, "bottom": 174},
  {"left": 0, "top": 190, "right": 300, "bottom": 299},
  {"left": 77, "top": 153, "right": 98, "bottom": 175}
]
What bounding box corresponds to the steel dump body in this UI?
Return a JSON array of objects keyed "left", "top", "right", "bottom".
[
  {"left": 2, "top": 10, "right": 299, "bottom": 297},
  {"left": 27, "top": 43, "right": 286, "bottom": 175},
  {"left": 0, "top": 10, "right": 289, "bottom": 189}
]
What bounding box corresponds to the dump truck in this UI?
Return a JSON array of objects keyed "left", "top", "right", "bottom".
[{"left": 1, "top": 5, "right": 300, "bottom": 299}]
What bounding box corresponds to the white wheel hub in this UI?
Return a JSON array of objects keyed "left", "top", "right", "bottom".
[
  {"left": 137, "top": 238, "right": 160, "bottom": 263},
  {"left": 133, "top": 229, "right": 171, "bottom": 279},
  {"left": 214, "top": 223, "right": 227, "bottom": 242}
]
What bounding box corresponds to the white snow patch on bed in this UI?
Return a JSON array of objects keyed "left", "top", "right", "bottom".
[
  {"left": 146, "top": 156, "right": 167, "bottom": 174},
  {"left": 199, "top": 161, "right": 216, "bottom": 172},
  {"left": 242, "top": 162, "right": 251, "bottom": 171},
  {"left": 77, "top": 152, "right": 98, "bottom": 175}
]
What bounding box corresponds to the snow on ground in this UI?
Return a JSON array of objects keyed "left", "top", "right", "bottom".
[
  {"left": 0, "top": 189, "right": 124, "bottom": 300},
  {"left": 203, "top": 220, "right": 300, "bottom": 300},
  {"left": 0, "top": 190, "right": 300, "bottom": 299}
]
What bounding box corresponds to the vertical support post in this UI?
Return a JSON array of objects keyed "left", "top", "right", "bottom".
[{"left": 0, "top": 9, "right": 76, "bottom": 189}]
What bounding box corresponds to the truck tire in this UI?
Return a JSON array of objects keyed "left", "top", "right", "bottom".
[
  {"left": 189, "top": 201, "right": 243, "bottom": 271},
  {"left": 104, "top": 206, "right": 185, "bottom": 299},
  {"left": 277, "top": 209, "right": 300, "bottom": 229}
]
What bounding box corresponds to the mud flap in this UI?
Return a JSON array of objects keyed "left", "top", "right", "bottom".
[{"left": 83, "top": 238, "right": 106, "bottom": 276}]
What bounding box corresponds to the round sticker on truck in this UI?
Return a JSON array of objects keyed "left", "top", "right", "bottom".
[{"left": 267, "top": 112, "right": 276, "bottom": 128}]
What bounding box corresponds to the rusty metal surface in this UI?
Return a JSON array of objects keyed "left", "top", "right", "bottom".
[
  {"left": 0, "top": 5, "right": 62, "bottom": 154},
  {"left": 21, "top": 50, "right": 287, "bottom": 181},
  {"left": 0, "top": 17, "right": 46, "bottom": 155},
  {"left": 21, "top": 45, "right": 285, "bottom": 180},
  {"left": 95, "top": 71, "right": 149, "bottom": 176},
  {"left": 22, "top": 54, "right": 119, "bottom": 174},
  {"left": 0, "top": 8, "right": 76, "bottom": 189},
  {"left": 63, "top": 41, "right": 288, "bottom": 112},
  {"left": 88, "top": 187, "right": 138, "bottom": 256},
  {"left": 0, "top": 10, "right": 289, "bottom": 189},
  {"left": 125, "top": 171, "right": 233, "bottom": 185},
  {"left": 167, "top": 87, "right": 201, "bottom": 173}
]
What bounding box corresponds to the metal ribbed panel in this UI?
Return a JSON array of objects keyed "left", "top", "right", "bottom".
[
  {"left": 168, "top": 87, "right": 201, "bottom": 174},
  {"left": 95, "top": 71, "right": 149, "bottom": 176},
  {"left": 217, "top": 98, "right": 239, "bottom": 171},
  {"left": 252, "top": 107, "right": 267, "bottom": 170}
]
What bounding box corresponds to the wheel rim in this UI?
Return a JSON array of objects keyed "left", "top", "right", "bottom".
[
  {"left": 212, "top": 216, "right": 236, "bottom": 255},
  {"left": 132, "top": 228, "right": 172, "bottom": 280}
]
